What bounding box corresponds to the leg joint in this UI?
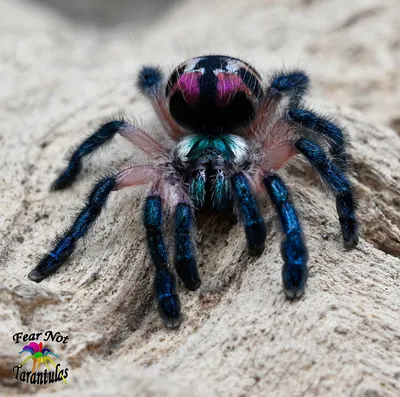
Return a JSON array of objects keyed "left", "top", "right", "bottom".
[
  {"left": 143, "top": 196, "right": 163, "bottom": 229},
  {"left": 175, "top": 203, "right": 192, "bottom": 230}
]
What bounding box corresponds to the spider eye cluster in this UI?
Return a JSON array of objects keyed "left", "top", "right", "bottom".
[{"left": 166, "top": 55, "right": 263, "bottom": 134}]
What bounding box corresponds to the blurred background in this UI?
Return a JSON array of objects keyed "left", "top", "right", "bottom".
[{"left": 32, "top": 0, "right": 182, "bottom": 28}]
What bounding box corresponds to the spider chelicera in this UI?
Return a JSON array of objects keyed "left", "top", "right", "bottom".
[{"left": 28, "top": 55, "right": 359, "bottom": 328}]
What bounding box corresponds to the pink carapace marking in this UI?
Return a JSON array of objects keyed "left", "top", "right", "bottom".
[
  {"left": 172, "top": 72, "right": 202, "bottom": 106},
  {"left": 216, "top": 73, "right": 251, "bottom": 107}
]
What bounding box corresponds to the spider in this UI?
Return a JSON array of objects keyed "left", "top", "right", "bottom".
[{"left": 28, "top": 55, "right": 359, "bottom": 328}]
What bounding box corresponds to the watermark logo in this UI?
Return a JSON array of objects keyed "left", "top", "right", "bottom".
[{"left": 12, "top": 331, "right": 69, "bottom": 385}]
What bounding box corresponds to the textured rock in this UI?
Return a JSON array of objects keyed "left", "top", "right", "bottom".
[{"left": 0, "top": 1, "right": 399, "bottom": 396}]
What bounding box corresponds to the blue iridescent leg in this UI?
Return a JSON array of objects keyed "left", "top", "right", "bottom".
[
  {"left": 144, "top": 196, "right": 181, "bottom": 328},
  {"left": 268, "top": 70, "right": 310, "bottom": 107},
  {"left": 231, "top": 172, "right": 266, "bottom": 256},
  {"left": 28, "top": 176, "right": 116, "bottom": 282},
  {"left": 264, "top": 174, "right": 308, "bottom": 298},
  {"left": 295, "top": 138, "right": 359, "bottom": 247},
  {"left": 52, "top": 120, "right": 128, "bottom": 190},
  {"left": 174, "top": 203, "right": 200, "bottom": 291},
  {"left": 288, "top": 108, "right": 348, "bottom": 170}
]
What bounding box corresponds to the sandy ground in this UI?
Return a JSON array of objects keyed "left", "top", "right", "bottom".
[{"left": 1, "top": 0, "right": 400, "bottom": 396}]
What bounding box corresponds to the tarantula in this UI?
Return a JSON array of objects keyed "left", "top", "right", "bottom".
[{"left": 28, "top": 55, "right": 358, "bottom": 328}]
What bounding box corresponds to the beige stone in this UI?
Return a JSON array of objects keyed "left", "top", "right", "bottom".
[{"left": 1, "top": 1, "right": 399, "bottom": 396}]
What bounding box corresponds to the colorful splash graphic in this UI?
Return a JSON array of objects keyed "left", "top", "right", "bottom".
[{"left": 18, "top": 342, "right": 67, "bottom": 384}]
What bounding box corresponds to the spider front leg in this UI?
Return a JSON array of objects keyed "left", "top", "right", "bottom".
[
  {"left": 295, "top": 138, "right": 359, "bottom": 247},
  {"left": 144, "top": 195, "right": 181, "bottom": 328},
  {"left": 52, "top": 119, "right": 165, "bottom": 190},
  {"left": 174, "top": 202, "right": 201, "bottom": 291},
  {"left": 263, "top": 174, "right": 308, "bottom": 298},
  {"left": 28, "top": 164, "right": 158, "bottom": 281},
  {"left": 29, "top": 176, "right": 117, "bottom": 281},
  {"left": 231, "top": 172, "right": 267, "bottom": 256}
]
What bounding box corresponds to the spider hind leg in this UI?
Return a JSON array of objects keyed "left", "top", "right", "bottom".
[
  {"left": 268, "top": 70, "right": 310, "bottom": 107},
  {"left": 288, "top": 108, "right": 348, "bottom": 170},
  {"left": 245, "top": 69, "right": 310, "bottom": 136},
  {"left": 295, "top": 138, "right": 358, "bottom": 247},
  {"left": 136, "top": 66, "right": 164, "bottom": 95},
  {"left": 136, "top": 66, "right": 185, "bottom": 140}
]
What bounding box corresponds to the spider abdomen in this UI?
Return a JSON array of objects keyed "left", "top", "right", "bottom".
[{"left": 166, "top": 55, "right": 263, "bottom": 134}]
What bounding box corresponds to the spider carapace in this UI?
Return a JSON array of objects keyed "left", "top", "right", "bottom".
[{"left": 29, "top": 55, "right": 358, "bottom": 328}]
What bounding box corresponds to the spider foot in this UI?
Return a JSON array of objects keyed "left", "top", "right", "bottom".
[
  {"left": 283, "top": 283, "right": 306, "bottom": 299},
  {"left": 158, "top": 298, "right": 181, "bottom": 329},
  {"left": 281, "top": 232, "right": 308, "bottom": 299},
  {"left": 29, "top": 237, "right": 76, "bottom": 282},
  {"left": 342, "top": 227, "right": 359, "bottom": 248},
  {"left": 282, "top": 263, "right": 308, "bottom": 299},
  {"left": 28, "top": 254, "right": 70, "bottom": 283},
  {"left": 155, "top": 267, "right": 181, "bottom": 329},
  {"left": 337, "top": 193, "right": 359, "bottom": 248},
  {"left": 175, "top": 257, "right": 201, "bottom": 291},
  {"left": 246, "top": 222, "right": 266, "bottom": 257},
  {"left": 28, "top": 267, "right": 48, "bottom": 283},
  {"left": 136, "top": 66, "right": 163, "bottom": 95},
  {"left": 51, "top": 164, "right": 82, "bottom": 190}
]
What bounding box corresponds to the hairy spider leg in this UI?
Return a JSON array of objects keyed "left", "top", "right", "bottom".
[
  {"left": 29, "top": 176, "right": 116, "bottom": 281},
  {"left": 263, "top": 174, "right": 308, "bottom": 298},
  {"left": 231, "top": 172, "right": 267, "bottom": 256},
  {"left": 136, "top": 66, "right": 185, "bottom": 140},
  {"left": 295, "top": 138, "right": 358, "bottom": 247},
  {"left": 174, "top": 203, "right": 201, "bottom": 291},
  {"left": 268, "top": 70, "right": 310, "bottom": 107},
  {"left": 245, "top": 69, "right": 309, "bottom": 136},
  {"left": 52, "top": 121, "right": 125, "bottom": 190},
  {"left": 29, "top": 165, "right": 158, "bottom": 282},
  {"left": 144, "top": 195, "right": 181, "bottom": 328},
  {"left": 52, "top": 120, "right": 164, "bottom": 190},
  {"left": 288, "top": 108, "right": 348, "bottom": 170}
]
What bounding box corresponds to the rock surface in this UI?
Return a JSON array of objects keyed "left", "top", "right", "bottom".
[{"left": 0, "top": 0, "right": 399, "bottom": 396}]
